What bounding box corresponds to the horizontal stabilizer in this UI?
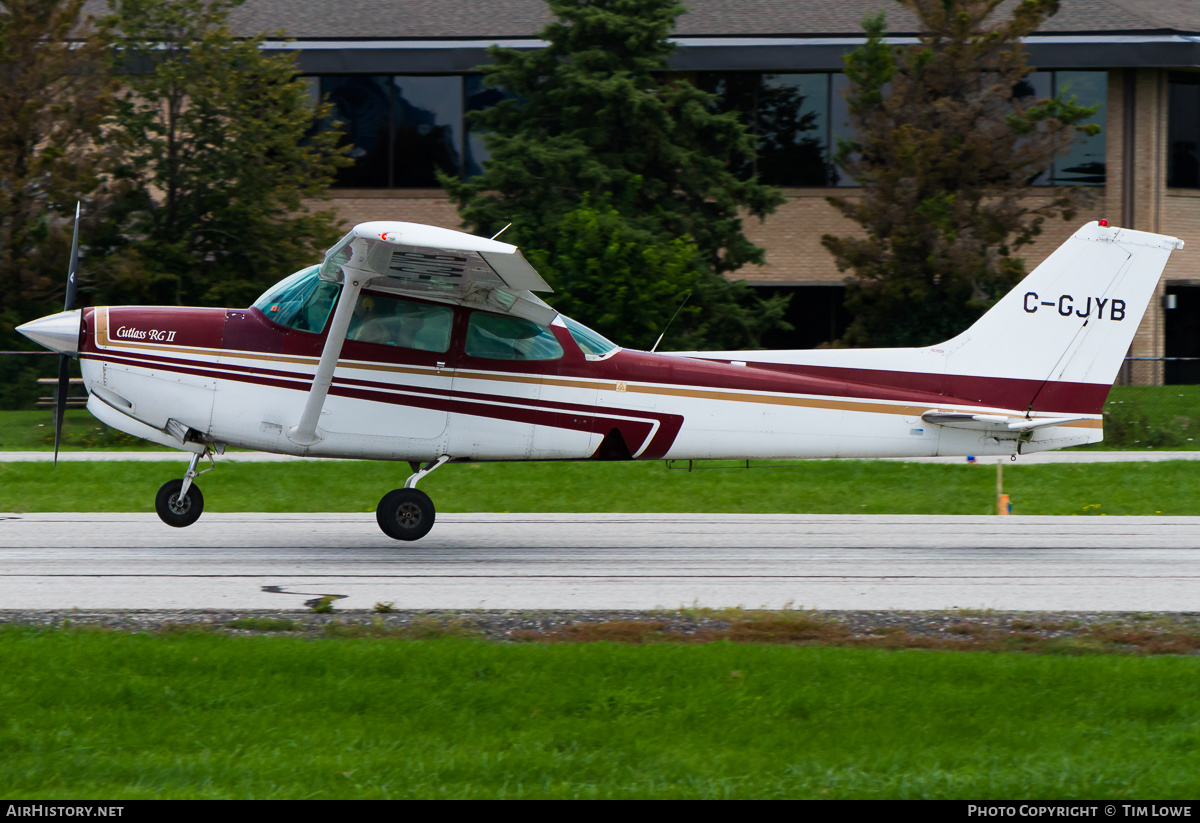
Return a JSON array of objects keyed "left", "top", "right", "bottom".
[{"left": 921, "top": 411, "right": 1090, "bottom": 432}]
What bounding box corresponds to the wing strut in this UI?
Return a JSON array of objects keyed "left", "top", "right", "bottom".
[{"left": 288, "top": 275, "right": 365, "bottom": 446}]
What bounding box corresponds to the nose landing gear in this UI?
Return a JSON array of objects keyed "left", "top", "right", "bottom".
[
  {"left": 376, "top": 455, "right": 450, "bottom": 541},
  {"left": 155, "top": 449, "right": 214, "bottom": 528}
]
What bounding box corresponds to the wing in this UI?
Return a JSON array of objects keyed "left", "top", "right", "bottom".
[
  {"left": 290, "top": 221, "right": 555, "bottom": 447},
  {"left": 318, "top": 221, "right": 551, "bottom": 298}
]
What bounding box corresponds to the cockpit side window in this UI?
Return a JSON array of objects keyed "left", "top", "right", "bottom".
[
  {"left": 465, "top": 312, "right": 564, "bottom": 361},
  {"left": 347, "top": 293, "right": 453, "bottom": 353},
  {"left": 252, "top": 266, "right": 340, "bottom": 333}
]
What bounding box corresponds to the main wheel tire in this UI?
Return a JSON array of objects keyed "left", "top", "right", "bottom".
[
  {"left": 376, "top": 488, "right": 435, "bottom": 541},
  {"left": 155, "top": 479, "right": 204, "bottom": 528}
]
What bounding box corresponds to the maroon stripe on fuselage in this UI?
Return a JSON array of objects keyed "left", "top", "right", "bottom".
[
  {"left": 677, "top": 358, "right": 1111, "bottom": 414},
  {"left": 87, "top": 305, "right": 1105, "bottom": 413},
  {"left": 81, "top": 350, "right": 683, "bottom": 457},
  {"left": 81, "top": 352, "right": 313, "bottom": 394},
  {"left": 327, "top": 380, "right": 670, "bottom": 454}
]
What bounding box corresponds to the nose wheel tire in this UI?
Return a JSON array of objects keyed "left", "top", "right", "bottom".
[
  {"left": 377, "top": 488, "right": 435, "bottom": 541},
  {"left": 155, "top": 479, "right": 204, "bottom": 528}
]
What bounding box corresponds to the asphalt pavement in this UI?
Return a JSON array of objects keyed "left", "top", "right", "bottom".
[{"left": 3, "top": 512, "right": 1198, "bottom": 611}]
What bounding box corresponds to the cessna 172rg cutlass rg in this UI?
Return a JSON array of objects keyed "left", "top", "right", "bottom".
[{"left": 17, "top": 218, "right": 1184, "bottom": 540}]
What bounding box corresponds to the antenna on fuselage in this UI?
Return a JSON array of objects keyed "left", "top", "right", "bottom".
[
  {"left": 489, "top": 223, "right": 512, "bottom": 241},
  {"left": 650, "top": 291, "right": 692, "bottom": 353}
]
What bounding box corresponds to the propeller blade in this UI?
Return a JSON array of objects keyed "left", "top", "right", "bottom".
[
  {"left": 54, "top": 203, "right": 83, "bottom": 465},
  {"left": 53, "top": 353, "right": 70, "bottom": 466},
  {"left": 63, "top": 202, "right": 81, "bottom": 312}
]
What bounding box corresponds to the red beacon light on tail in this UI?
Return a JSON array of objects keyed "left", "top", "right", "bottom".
[{"left": 1099, "top": 218, "right": 1109, "bottom": 227}]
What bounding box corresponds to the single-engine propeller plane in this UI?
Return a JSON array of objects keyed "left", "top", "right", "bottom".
[{"left": 17, "top": 217, "right": 1184, "bottom": 540}]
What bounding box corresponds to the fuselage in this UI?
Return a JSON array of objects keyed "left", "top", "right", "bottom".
[{"left": 74, "top": 290, "right": 1101, "bottom": 464}]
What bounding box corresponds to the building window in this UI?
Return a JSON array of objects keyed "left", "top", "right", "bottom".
[
  {"left": 1169, "top": 72, "right": 1200, "bottom": 189},
  {"left": 1015, "top": 72, "right": 1107, "bottom": 187},
  {"left": 322, "top": 76, "right": 393, "bottom": 188},
  {"left": 1050, "top": 71, "right": 1106, "bottom": 186},
  {"left": 699, "top": 70, "right": 1105, "bottom": 188},
  {"left": 313, "top": 70, "right": 1105, "bottom": 190},
  {"left": 321, "top": 75, "right": 468, "bottom": 188},
  {"left": 698, "top": 72, "right": 836, "bottom": 186},
  {"left": 464, "top": 76, "right": 518, "bottom": 179}
]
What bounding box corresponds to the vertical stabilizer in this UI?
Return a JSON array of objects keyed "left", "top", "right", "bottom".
[
  {"left": 671, "top": 221, "right": 1183, "bottom": 416},
  {"left": 937, "top": 221, "right": 1182, "bottom": 409}
]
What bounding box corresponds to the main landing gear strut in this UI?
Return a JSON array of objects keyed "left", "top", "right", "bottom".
[
  {"left": 155, "top": 448, "right": 215, "bottom": 528},
  {"left": 152, "top": 449, "right": 449, "bottom": 541},
  {"left": 376, "top": 455, "right": 450, "bottom": 541}
]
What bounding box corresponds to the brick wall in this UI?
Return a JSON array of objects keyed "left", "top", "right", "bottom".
[{"left": 322, "top": 188, "right": 1109, "bottom": 286}]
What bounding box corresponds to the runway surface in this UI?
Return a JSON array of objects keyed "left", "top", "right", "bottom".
[{"left": 2, "top": 512, "right": 1198, "bottom": 611}]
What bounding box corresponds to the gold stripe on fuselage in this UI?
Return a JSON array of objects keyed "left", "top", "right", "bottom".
[{"left": 93, "top": 308, "right": 1102, "bottom": 429}]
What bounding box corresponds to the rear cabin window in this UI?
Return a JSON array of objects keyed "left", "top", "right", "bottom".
[
  {"left": 348, "top": 293, "right": 453, "bottom": 353},
  {"left": 252, "top": 266, "right": 340, "bottom": 333},
  {"left": 465, "top": 312, "right": 564, "bottom": 361}
]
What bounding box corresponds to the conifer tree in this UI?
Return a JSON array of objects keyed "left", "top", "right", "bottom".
[
  {"left": 822, "top": 0, "right": 1100, "bottom": 347},
  {"left": 442, "top": 0, "right": 788, "bottom": 350}
]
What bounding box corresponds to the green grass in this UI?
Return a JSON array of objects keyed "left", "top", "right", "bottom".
[
  {"left": 3, "top": 384, "right": 1199, "bottom": 452},
  {"left": 1087, "top": 385, "right": 1200, "bottom": 449},
  {"left": 0, "top": 628, "right": 1197, "bottom": 799},
  {"left": 2, "top": 458, "right": 1200, "bottom": 515},
  {"left": 0, "top": 409, "right": 154, "bottom": 450}
]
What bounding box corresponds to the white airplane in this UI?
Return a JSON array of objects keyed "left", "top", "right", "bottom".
[{"left": 17, "top": 218, "right": 1184, "bottom": 540}]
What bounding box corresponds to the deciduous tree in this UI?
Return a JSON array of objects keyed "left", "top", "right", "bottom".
[
  {"left": 99, "top": 0, "right": 348, "bottom": 308},
  {"left": 0, "top": 0, "right": 112, "bottom": 408}
]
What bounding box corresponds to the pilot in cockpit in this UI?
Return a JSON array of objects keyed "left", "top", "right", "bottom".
[
  {"left": 346, "top": 293, "right": 452, "bottom": 352},
  {"left": 348, "top": 295, "right": 388, "bottom": 343}
]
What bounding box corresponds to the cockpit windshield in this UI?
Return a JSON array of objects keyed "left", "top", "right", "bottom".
[
  {"left": 252, "top": 266, "right": 341, "bottom": 333},
  {"left": 562, "top": 316, "right": 619, "bottom": 357}
]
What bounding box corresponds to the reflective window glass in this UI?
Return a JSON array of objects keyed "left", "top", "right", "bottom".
[
  {"left": 1169, "top": 72, "right": 1200, "bottom": 189},
  {"left": 322, "top": 76, "right": 393, "bottom": 188},
  {"left": 465, "top": 313, "right": 564, "bottom": 361},
  {"left": 464, "top": 76, "right": 519, "bottom": 178},
  {"left": 1052, "top": 71, "right": 1106, "bottom": 187},
  {"left": 1016, "top": 72, "right": 1054, "bottom": 186},
  {"left": 697, "top": 72, "right": 832, "bottom": 186},
  {"left": 830, "top": 72, "right": 855, "bottom": 187},
  {"left": 760, "top": 74, "right": 831, "bottom": 186},
  {"left": 392, "top": 76, "right": 463, "bottom": 186},
  {"left": 347, "top": 293, "right": 453, "bottom": 353},
  {"left": 563, "top": 316, "right": 619, "bottom": 356},
  {"left": 253, "top": 266, "right": 340, "bottom": 333},
  {"left": 696, "top": 72, "right": 759, "bottom": 181}
]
